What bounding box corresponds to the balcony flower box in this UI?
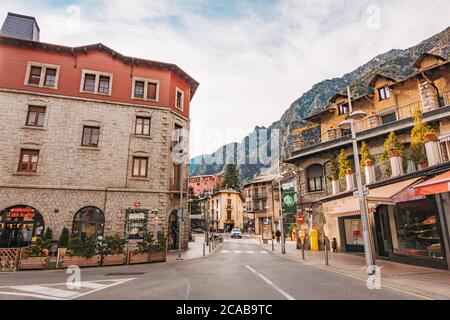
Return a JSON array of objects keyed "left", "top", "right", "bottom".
[
  {"left": 365, "top": 159, "right": 373, "bottom": 167},
  {"left": 102, "top": 254, "right": 126, "bottom": 266},
  {"left": 389, "top": 148, "right": 400, "bottom": 158},
  {"left": 149, "top": 252, "right": 166, "bottom": 263},
  {"left": 129, "top": 252, "right": 150, "bottom": 264},
  {"left": 424, "top": 132, "right": 437, "bottom": 143},
  {"left": 60, "top": 255, "right": 100, "bottom": 268}
]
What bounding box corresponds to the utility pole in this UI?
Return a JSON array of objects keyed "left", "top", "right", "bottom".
[
  {"left": 177, "top": 155, "right": 184, "bottom": 260},
  {"left": 278, "top": 159, "right": 286, "bottom": 254}
]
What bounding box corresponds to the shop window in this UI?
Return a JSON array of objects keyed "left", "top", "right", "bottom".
[
  {"left": 26, "top": 106, "right": 46, "bottom": 127},
  {"left": 0, "top": 206, "right": 45, "bottom": 248},
  {"left": 72, "top": 207, "right": 105, "bottom": 240},
  {"left": 124, "top": 209, "right": 148, "bottom": 240},
  {"left": 18, "top": 149, "right": 39, "bottom": 173},
  {"left": 307, "top": 164, "right": 324, "bottom": 192},
  {"left": 392, "top": 198, "right": 444, "bottom": 260}
]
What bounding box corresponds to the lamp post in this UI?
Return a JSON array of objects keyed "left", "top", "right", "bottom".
[
  {"left": 338, "top": 86, "right": 375, "bottom": 274},
  {"left": 277, "top": 159, "right": 286, "bottom": 254},
  {"left": 265, "top": 205, "right": 275, "bottom": 251}
]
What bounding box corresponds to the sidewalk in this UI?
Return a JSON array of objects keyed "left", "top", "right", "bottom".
[
  {"left": 260, "top": 240, "right": 450, "bottom": 300},
  {"left": 166, "top": 233, "right": 220, "bottom": 262}
]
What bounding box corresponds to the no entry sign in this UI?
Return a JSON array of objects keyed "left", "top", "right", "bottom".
[{"left": 297, "top": 215, "right": 304, "bottom": 224}]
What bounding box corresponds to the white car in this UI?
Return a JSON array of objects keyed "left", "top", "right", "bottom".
[{"left": 231, "top": 228, "right": 242, "bottom": 239}]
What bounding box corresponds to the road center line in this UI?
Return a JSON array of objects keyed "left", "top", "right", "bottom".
[{"left": 245, "top": 265, "right": 295, "bottom": 300}]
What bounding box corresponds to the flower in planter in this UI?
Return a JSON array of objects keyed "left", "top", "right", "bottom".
[
  {"left": 338, "top": 149, "right": 352, "bottom": 179},
  {"left": 424, "top": 131, "right": 437, "bottom": 143},
  {"left": 346, "top": 168, "right": 353, "bottom": 175}
]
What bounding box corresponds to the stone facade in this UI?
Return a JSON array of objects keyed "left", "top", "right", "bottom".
[{"left": 0, "top": 90, "right": 190, "bottom": 250}]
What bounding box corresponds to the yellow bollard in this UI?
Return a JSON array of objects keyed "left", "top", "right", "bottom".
[{"left": 310, "top": 229, "right": 319, "bottom": 251}]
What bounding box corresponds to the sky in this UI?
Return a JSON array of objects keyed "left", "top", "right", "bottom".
[{"left": 1, "top": 0, "right": 449, "bottom": 157}]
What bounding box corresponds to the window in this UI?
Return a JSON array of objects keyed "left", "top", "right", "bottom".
[
  {"left": 338, "top": 103, "right": 348, "bottom": 115},
  {"left": 176, "top": 88, "right": 184, "bottom": 110},
  {"left": 132, "top": 157, "right": 148, "bottom": 178},
  {"left": 379, "top": 87, "right": 391, "bottom": 101},
  {"left": 124, "top": 209, "right": 148, "bottom": 240},
  {"left": 44, "top": 68, "right": 57, "bottom": 87},
  {"left": 81, "top": 70, "right": 113, "bottom": 95},
  {"left": 98, "top": 76, "right": 111, "bottom": 94},
  {"left": 132, "top": 78, "right": 159, "bottom": 101},
  {"left": 83, "top": 74, "right": 96, "bottom": 92},
  {"left": 227, "top": 211, "right": 232, "bottom": 220},
  {"left": 135, "top": 117, "right": 151, "bottom": 135},
  {"left": 134, "top": 81, "right": 145, "bottom": 99},
  {"left": 26, "top": 106, "right": 46, "bottom": 127},
  {"left": 262, "top": 200, "right": 267, "bottom": 210},
  {"left": 307, "top": 164, "right": 324, "bottom": 192},
  {"left": 28, "top": 66, "right": 42, "bottom": 85},
  {"left": 72, "top": 207, "right": 105, "bottom": 241},
  {"left": 25, "top": 62, "right": 60, "bottom": 88},
  {"left": 147, "top": 82, "right": 157, "bottom": 100},
  {"left": 381, "top": 112, "right": 397, "bottom": 124},
  {"left": 82, "top": 126, "right": 100, "bottom": 147},
  {"left": 18, "top": 149, "right": 39, "bottom": 173}
]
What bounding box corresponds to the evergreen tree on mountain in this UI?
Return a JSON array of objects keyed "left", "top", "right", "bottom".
[{"left": 221, "top": 164, "right": 241, "bottom": 191}]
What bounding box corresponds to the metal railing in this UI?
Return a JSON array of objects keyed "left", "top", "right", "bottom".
[{"left": 440, "top": 91, "right": 450, "bottom": 108}]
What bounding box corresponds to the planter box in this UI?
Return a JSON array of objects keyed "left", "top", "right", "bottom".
[
  {"left": 129, "top": 252, "right": 150, "bottom": 264},
  {"left": 18, "top": 256, "right": 49, "bottom": 270},
  {"left": 102, "top": 254, "right": 126, "bottom": 266},
  {"left": 60, "top": 255, "right": 99, "bottom": 268},
  {"left": 149, "top": 252, "right": 166, "bottom": 263}
]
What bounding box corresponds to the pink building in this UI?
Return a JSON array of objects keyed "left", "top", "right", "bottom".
[{"left": 188, "top": 175, "right": 222, "bottom": 197}]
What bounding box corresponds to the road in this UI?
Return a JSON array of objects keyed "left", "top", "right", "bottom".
[{"left": 0, "top": 235, "right": 421, "bottom": 300}]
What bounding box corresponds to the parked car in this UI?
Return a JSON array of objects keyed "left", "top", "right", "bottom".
[{"left": 231, "top": 228, "right": 242, "bottom": 239}]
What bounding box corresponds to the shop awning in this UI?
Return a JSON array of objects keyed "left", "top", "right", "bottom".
[
  {"left": 322, "top": 178, "right": 422, "bottom": 216},
  {"left": 413, "top": 170, "right": 450, "bottom": 196}
]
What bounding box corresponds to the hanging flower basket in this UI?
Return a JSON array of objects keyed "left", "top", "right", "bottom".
[{"left": 424, "top": 131, "right": 437, "bottom": 143}]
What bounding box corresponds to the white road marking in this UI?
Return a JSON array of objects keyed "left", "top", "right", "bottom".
[
  {"left": 246, "top": 265, "right": 295, "bottom": 301},
  {"left": 234, "top": 250, "right": 242, "bottom": 254},
  {"left": 221, "top": 250, "right": 230, "bottom": 253},
  {"left": 260, "top": 250, "right": 268, "bottom": 254},
  {"left": 0, "top": 278, "right": 136, "bottom": 300},
  {"left": 246, "top": 250, "right": 255, "bottom": 254}
]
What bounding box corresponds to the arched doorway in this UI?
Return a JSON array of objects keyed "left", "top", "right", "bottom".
[
  {"left": 72, "top": 207, "right": 105, "bottom": 240},
  {"left": 168, "top": 210, "right": 178, "bottom": 251},
  {"left": 0, "top": 205, "right": 45, "bottom": 248}
]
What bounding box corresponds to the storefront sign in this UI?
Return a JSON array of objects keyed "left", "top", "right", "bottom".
[
  {"left": 124, "top": 209, "right": 148, "bottom": 240},
  {"left": 6, "top": 207, "right": 36, "bottom": 219}
]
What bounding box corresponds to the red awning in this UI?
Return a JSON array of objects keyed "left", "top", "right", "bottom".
[{"left": 413, "top": 170, "right": 450, "bottom": 196}]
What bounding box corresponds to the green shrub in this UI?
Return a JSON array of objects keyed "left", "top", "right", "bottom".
[
  {"left": 67, "top": 236, "right": 97, "bottom": 258},
  {"left": 58, "top": 227, "right": 70, "bottom": 248}
]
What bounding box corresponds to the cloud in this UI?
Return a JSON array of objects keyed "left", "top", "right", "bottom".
[{"left": 1, "top": 0, "right": 449, "bottom": 157}]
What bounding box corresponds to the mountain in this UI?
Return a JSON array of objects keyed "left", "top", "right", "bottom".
[{"left": 190, "top": 27, "right": 450, "bottom": 182}]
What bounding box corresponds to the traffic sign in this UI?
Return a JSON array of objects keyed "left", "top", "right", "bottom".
[{"left": 297, "top": 215, "right": 304, "bottom": 224}]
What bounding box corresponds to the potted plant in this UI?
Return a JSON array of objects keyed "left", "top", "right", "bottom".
[
  {"left": 338, "top": 149, "right": 351, "bottom": 179},
  {"left": 129, "top": 233, "right": 152, "bottom": 264},
  {"left": 410, "top": 107, "right": 431, "bottom": 167},
  {"left": 18, "top": 237, "right": 51, "bottom": 270},
  {"left": 100, "top": 235, "right": 128, "bottom": 266},
  {"left": 389, "top": 147, "right": 400, "bottom": 158},
  {"left": 328, "top": 154, "right": 339, "bottom": 181},
  {"left": 381, "top": 132, "right": 406, "bottom": 176},
  {"left": 360, "top": 142, "right": 375, "bottom": 168},
  {"left": 60, "top": 236, "right": 99, "bottom": 268},
  {"left": 149, "top": 231, "right": 167, "bottom": 263},
  {"left": 424, "top": 130, "right": 437, "bottom": 143}
]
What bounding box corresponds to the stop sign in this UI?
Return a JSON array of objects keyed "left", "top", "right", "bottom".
[{"left": 297, "top": 215, "right": 304, "bottom": 224}]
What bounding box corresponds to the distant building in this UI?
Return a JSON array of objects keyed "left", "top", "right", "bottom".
[{"left": 188, "top": 175, "right": 222, "bottom": 197}]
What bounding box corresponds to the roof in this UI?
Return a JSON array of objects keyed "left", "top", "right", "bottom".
[
  {"left": 0, "top": 35, "right": 200, "bottom": 98},
  {"left": 369, "top": 74, "right": 397, "bottom": 88},
  {"left": 3, "top": 12, "right": 40, "bottom": 31},
  {"left": 413, "top": 52, "right": 447, "bottom": 69},
  {"left": 243, "top": 174, "right": 280, "bottom": 187},
  {"left": 329, "top": 93, "right": 347, "bottom": 103},
  {"left": 389, "top": 59, "right": 450, "bottom": 89}
]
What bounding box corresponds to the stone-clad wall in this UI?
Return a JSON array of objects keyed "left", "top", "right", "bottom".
[{"left": 0, "top": 90, "right": 190, "bottom": 249}]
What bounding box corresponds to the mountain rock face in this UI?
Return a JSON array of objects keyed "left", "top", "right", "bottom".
[{"left": 190, "top": 27, "right": 450, "bottom": 182}]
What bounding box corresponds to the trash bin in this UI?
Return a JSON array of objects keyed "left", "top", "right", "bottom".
[{"left": 310, "top": 229, "right": 319, "bottom": 251}]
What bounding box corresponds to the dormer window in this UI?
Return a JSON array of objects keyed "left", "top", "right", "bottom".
[
  {"left": 25, "top": 62, "right": 60, "bottom": 89},
  {"left": 80, "top": 70, "right": 113, "bottom": 95},
  {"left": 338, "top": 103, "right": 348, "bottom": 115},
  {"left": 379, "top": 87, "right": 391, "bottom": 101}
]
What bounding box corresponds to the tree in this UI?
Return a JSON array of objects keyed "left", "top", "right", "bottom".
[
  {"left": 381, "top": 131, "right": 406, "bottom": 175},
  {"left": 327, "top": 153, "right": 339, "bottom": 181},
  {"left": 43, "top": 228, "right": 53, "bottom": 241},
  {"left": 221, "top": 164, "right": 241, "bottom": 190},
  {"left": 338, "top": 149, "right": 351, "bottom": 179},
  {"left": 58, "top": 227, "right": 70, "bottom": 248},
  {"left": 360, "top": 141, "right": 375, "bottom": 168},
  {"left": 410, "top": 107, "right": 431, "bottom": 165}
]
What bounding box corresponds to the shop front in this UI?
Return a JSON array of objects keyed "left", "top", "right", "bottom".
[{"left": 0, "top": 205, "right": 45, "bottom": 248}]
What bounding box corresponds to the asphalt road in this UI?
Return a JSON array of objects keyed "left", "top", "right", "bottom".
[{"left": 0, "top": 236, "right": 421, "bottom": 300}]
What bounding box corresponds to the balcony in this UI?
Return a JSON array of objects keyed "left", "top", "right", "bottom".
[
  {"left": 289, "top": 93, "right": 450, "bottom": 161},
  {"left": 252, "top": 193, "right": 268, "bottom": 200}
]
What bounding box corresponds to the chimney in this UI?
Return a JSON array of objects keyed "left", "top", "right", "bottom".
[{"left": 0, "top": 12, "right": 40, "bottom": 41}]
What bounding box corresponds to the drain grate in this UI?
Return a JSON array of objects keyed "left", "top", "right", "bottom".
[{"left": 105, "top": 272, "right": 145, "bottom": 276}]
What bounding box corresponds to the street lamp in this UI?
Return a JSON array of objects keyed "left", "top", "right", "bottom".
[
  {"left": 265, "top": 205, "right": 275, "bottom": 251},
  {"left": 338, "top": 86, "right": 375, "bottom": 275}
]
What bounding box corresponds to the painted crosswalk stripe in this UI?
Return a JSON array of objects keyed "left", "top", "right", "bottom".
[
  {"left": 221, "top": 250, "right": 230, "bottom": 253},
  {"left": 234, "top": 250, "right": 242, "bottom": 254},
  {"left": 260, "top": 250, "right": 268, "bottom": 254},
  {"left": 246, "top": 250, "right": 255, "bottom": 254},
  {"left": 14, "top": 285, "right": 79, "bottom": 298}
]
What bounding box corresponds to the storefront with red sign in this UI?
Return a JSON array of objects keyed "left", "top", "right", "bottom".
[{"left": 0, "top": 205, "right": 45, "bottom": 248}]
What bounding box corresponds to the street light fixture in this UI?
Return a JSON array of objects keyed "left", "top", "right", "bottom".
[{"left": 338, "top": 87, "right": 375, "bottom": 275}]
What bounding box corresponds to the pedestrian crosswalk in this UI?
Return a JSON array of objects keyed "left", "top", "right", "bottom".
[
  {"left": 221, "top": 250, "right": 269, "bottom": 255},
  {"left": 0, "top": 278, "right": 135, "bottom": 300}
]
